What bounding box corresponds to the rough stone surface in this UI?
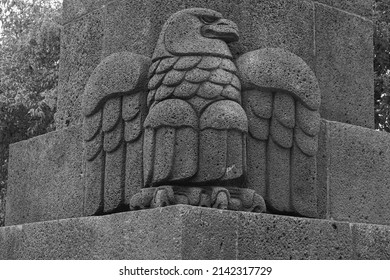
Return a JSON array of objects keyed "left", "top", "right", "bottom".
[
  {"left": 353, "top": 223, "right": 390, "bottom": 260},
  {"left": 314, "top": 0, "right": 372, "bottom": 17},
  {"left": 315, "top": 3, "right": 373, "bottom": 128},
  {"left": 237, "top": 48, "right": 320, "bottom": 110},
  {"left": 317, "top": 120, "right": 390, "bottom": 225},
  {"left": 59, "top": 0, "right": 372, "bottom": 130},
  {"left": 0, "top": 206, "right": 184, "bottom": 259},
  {"left": 5, "top": 125, "right": 84, "bottom": 226},
  {"left": 4, "top": 205, "right": 390, "bottom": 260},
  {"left": 103, "top": 0, "right": 152, "bottom": 58},
  {"left": 59, "top": 0, "right": 316, "bottom": 128},
  {"left": 113, "top": 9, "right": 259, "bottom": 212},
  {"left": 238, "top": 48, "right": 320, "bottom": 217},
  {"left": 56, "top": 8, "right": 105, "bottom": 128},
  {"left": 238, "top": 212, "right": 353, "bottom": 259},
  {"left": 62, "top": 0, "right": 108, "bottom": 24},
  {"left": 81, "top": 51, "right": 150, "bottom": 214},
  {"left": 181, "top": 207, "right": 239, "bottom": 259}
]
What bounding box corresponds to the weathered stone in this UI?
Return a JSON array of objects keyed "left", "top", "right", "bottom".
[
  {"left": 103, "top": 0, "right": 152, "bottom": 58},
  {"left": 5, "top": 125, "right": 84, "bottom": 226},
  {"left": 7, "top": 205, "right": 390, "bottom": 260},
  {"left": 82, "top": 52, "right": 151, "bottom": 117},
  {"left": 181, "top": 206, "right": 239, "bottom": 259},
  {"left": 173, "top": 80, "right": 199, "bottom": 99},
  {"left": 59, "top": 0, "right": 371, "bottom": 129},
  {"left": 238, "top": 48, "right": 321, "bottom": 217},
  {"left": 237, "top": 212, "right": 353, "bottom": 259},
  {"left": 353, "top": 223, "right": 390, "bottom": 260},
  {"left": 91, "top": 9, "right": 263, "bottom": 212},
  {"left": 267, "top": 137, "right": 291, "bottom": 213},
  {"left": 1, "top": 206, "right": 185, "bottom": 259},
  {"left": 237, "top": 48, "right": 321, "bottom": 110},
  {"left": 56, "top": 9, "right": 105, "bottom": 128},
  {"left": 317, "top": 120, "right": 390, "bottom": 225},
  {"left": 314, "top": 0, "right": 372, "bottom": 17},
  {"left": 62, "top": 0, "right": 108, "bottom": 24},
  {"left": 315, "top": 3, "right": 373, "bottom": 128}
]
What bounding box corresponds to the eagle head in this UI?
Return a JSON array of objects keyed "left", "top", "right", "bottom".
[{"left": 152, "top": 8, "right": 239, "bottom": 61}]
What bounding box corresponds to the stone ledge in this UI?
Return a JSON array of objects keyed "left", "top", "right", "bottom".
[{"left": 0, "top": 205, "right": 388, "bottom": 259}]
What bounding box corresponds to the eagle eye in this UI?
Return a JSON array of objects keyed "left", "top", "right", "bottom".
[{"left": 200, "top": 15, "right": 218, "bottom": 24}]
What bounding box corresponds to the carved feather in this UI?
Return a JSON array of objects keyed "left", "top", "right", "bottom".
[
  {"left": 82, "top": 52, "right": 150, "bottom": 215},
  {"left": 296, "top": 102, "right": 320, "bottom": 136},
  {"left": 156, "top": 57, "right": 179, "bottom": 73},
  {"left": 85, "top": 132, "right": 103, "bottom": 161},
  {"left": 174, "top": 56, "right": 201, "bottom": 70},
  {"left": 238, "top": 48, "right": 320, "bottom": 217},
  {"left": 124, "top": 114, "right": 142, "bottom": 142},
  {"left": 102, "top": 97, "right": 121, "bottom": 133},
  {"left": 122, "top": 94, "right": 140, "bottom": 121},
  {"left": 148, "top": 60, "right": 160, "bottom": 78},
  {"left": 103, "top": 118, "right": 123, "bottom": 153},
  {"left": 83, "top": 110, "right": 102, "bottom": 142},
  {"left": 197, "top": 56, "right": 222, "bottom": 69},
  {"left": 173, "top": 81, "right": 199, "bottom": 98}
]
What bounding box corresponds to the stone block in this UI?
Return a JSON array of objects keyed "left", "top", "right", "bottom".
[
  {"left": 353, "top": 223, "right": 390, "bottom": 260},
  {"left": 237, "top": 212, "right": 353, "bottom": 259},
  {"left": 314, "top": 0, "right": 373, "bottom": 17},
  {"left": 103, "top": 0, "right": 153, "bottom": 58},
  {"left": 103, "top": 0, "right": 315, "bottom": 64},
  {"left": 62, "top": 0, "right": 108, "bottom": 24},
  {"left": 5, "top": 125, "right": 84, "bottom": 226},
  {"left": 6, "top": 205, "right": 390, "bottom": 260},
  {"left": 315, "top": 3, "right": 374, "bottom": 128},
  {"left": 0, "top": 207, "right": 184, "bottom": 259},
  {"left": 56, "top": 8, "right": 105, "bottom": 129},
  {"left": 317, "top": 120, "right": 390, "bottom": 225},
  {"left": 181, "top": 207, "right": 239, "bottom": 260}
]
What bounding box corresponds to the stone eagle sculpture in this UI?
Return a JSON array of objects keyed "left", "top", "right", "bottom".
[{"left": 82, "top": 8, "right": 321, "bottom": 218}]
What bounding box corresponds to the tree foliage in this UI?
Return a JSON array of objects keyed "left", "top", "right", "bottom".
[
  {"left": 0, "top": 0, "right": 62, "bottom": 225},
  {"left": 374, "top": 0, "right": 390, "bottom": 131}
]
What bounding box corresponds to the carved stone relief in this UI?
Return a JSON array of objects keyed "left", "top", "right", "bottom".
[{"left": 82, "top": 8, "right": 320, "bottom": 217}]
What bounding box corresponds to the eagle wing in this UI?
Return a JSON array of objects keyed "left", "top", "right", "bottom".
[
  {"left": 237, "top": 48, "right": 321, "bottom": 217},
  {"left": 82, "top": 52, "right": 150, "bottom": 215}
]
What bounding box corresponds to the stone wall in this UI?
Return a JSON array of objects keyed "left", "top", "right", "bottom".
[{"left": 56, "top": 0, "right": 373, "bottom": 129}]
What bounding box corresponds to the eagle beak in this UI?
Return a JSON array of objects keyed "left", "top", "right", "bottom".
[{"left": 201, "top": 19, "right": 239, "bottom": 43}]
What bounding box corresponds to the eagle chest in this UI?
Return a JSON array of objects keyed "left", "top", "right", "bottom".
[{"left": 147, "top": 55, "right": 242, "bottom": 114}]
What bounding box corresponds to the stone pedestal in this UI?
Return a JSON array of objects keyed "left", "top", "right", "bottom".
[
  {"left": 2, "top": 0, "right": 384, "bottom": 260},
  {"left": 1, "top": 205, "right": 389, "bottom": 260}
]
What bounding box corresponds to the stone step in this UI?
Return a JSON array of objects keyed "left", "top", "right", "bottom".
[
  {"left": 0, "top": 205, "right": 388, "bottom": 260},
  {"left": 5, "top": 119, "right": 390, "bottom": 226}
]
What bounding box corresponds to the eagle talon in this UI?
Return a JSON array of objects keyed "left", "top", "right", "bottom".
[
  {"left": 150, "top": 186, "right": 175, "bottom": 208},
  {"left": 211, "top": 187, "right": 230, "bottom": 210},
  {"left": 212, "top": 191, "right": 229, "bottom": 209}
]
